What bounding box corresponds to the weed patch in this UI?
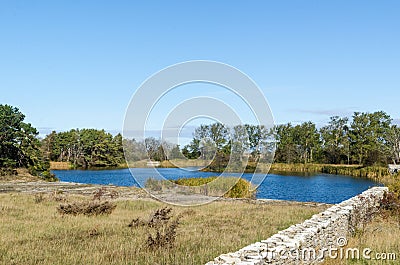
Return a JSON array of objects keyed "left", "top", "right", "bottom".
[
  {"left": 129, "top": 207, "right": 182, "bottom": 250},
  {"left": 57, "top": 201, "right": 116, "bottom": 216}
]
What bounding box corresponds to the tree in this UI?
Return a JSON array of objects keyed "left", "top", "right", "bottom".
[
  {"left": 231, "top": 125, "right": 250, "bottom": 163},
  {"left": 274, "top": 123, "right": 298, "bottom": 163},
  {"left": 1, "top": 105, "right": 36, "bottom": 167},
  {"left": 320, "top": 116, "right": 349, "bottom": 164},
  {"left": 273, "top": 122, "right": 320, "bottom": 164},
  {"left": 182, "top": 139, "right": 201, "bottom": 159},
  {"left": 349, "top": 111, "right": 392, "bottom": 165},
  {"left": 43, "top": 129, "right": 126, "bottom": 168},
  {"left": 0, "top": 104, "right": 52, "bottom": 178},
  {"left": 293, "top": 122, "right": 320, "bottom": 164},
  {"left": 192, "top": 123, "right": 227, "bottom": 160},
  {"left": 244, "top": 124, "right": 270, "bottom": 161},
  {"left": 169, "top": 145, "right": 183, "bottom": 159},
  {"left": 143, "top": 137, "right": 171, "bottom": 161},
  {"left": 386, "top": 125, "right": 400, "bottom": 164},
  {"left": 123, "top": 138, "right": 146, "bottom": 162}
]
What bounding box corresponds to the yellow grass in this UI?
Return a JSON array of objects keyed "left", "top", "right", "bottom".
[
  {"left": 50, "top": 161, "right": 72, "bottom": 170},
  {"left": 160, "top": 159, "right": 212, "bottom": 168},
  {"left": 323, "top": 215, "right": 400, "bottom": 265},
  {"left": 0, "top": 193, "right": 325, "bottom": 265}
]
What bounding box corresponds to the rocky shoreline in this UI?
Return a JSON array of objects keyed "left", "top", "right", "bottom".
[{"left": 0, "top": 180, "right": 329, "bottom": 208}]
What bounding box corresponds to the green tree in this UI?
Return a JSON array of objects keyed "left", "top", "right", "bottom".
[
  {"left": 386, "top": 125, "right": 400, "bottom": 164},
  {"left": 244, "top": 124, "right": 270, "bottom": 161},
  {"left": 231, "top": 125, "right": 249, "bottom": 163},
  {"left": 274, "top": 123, "right": 298, "bottom": 163},
  {"left": 182, "top": 139, "right": 201, "bottom": 159},
  {"left": 123, "top": 138, "right": 146, "bottom": 162},
  {"left": 0, "top": 104, "right": 53, "bottom": 179},
  {"left": 273, "top": 122, "right": 320, "bottom": 164},
  {"left": 320, "top": 116, "right": 349, "bottom": 164},
  {"left": 293, "top": 122, "right": 320, "bottom": 164},
  {"left": 44, "top": 129, "right": 125, "bottom": 168},
  {"left": 349, "top": 111, "right": 392, "bottom": 165},
  {"left": 169, "top": 145, "right": 183, "bottom": 159}
]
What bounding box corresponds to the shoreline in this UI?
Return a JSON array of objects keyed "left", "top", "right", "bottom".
[
  {"left": 49, "top": 161, "right": 394, "bottom": 185},
  {"left": 0, "top": 179, "right": 330, "bottom": 207}
]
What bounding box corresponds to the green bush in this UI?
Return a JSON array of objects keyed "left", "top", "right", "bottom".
[
  {"left": 224, "top": 178, "right": 255, "bottom": 198},
  {"left": 39, "top": 170, "right": 58, "bottom": 182}
]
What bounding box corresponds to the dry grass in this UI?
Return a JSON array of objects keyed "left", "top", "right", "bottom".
[
  {"left": 49, "top": 162, "right": 72, "bottom": 170},
  {"left": 0, "top": 193, "right": 325, "bottom": 265},
  {"left": 323, "top": 215, "right": 400, "bottom": 265},
  {"left": 160, "top": 159, "right": 212, "bottom": 168},
  {"left": 0, "top": 168, "right": 42, "bottom": 182}
]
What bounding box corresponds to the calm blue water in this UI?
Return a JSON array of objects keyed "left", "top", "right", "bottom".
[{"left": 52, "top": 168, "right": 381, "bottom": 204}]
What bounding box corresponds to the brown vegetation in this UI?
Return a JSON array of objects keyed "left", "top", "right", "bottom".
[
  {"left": 57, "top": 201, "right": 117, "bottom": 216},
  {"left": 0, "top": 193, "right": 325, "bottom": 264}
]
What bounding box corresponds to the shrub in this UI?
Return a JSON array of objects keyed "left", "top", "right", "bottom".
[
  {"left": 145, "top": 178, "right": 174, "bottom": 191},
  {"left": 129, "top": 207, "right": 181, "bottom": 250},
  {"left": 379, "top": 190, "right": 400, "bottom": 226},
  {"left": 224, "top": 178, "right": 255, "bottom": 198},
  {"left": 39, "top": 170, "right": 58, "bottom": 182},
  {"left": 0, "top": 167, "right": 17, "bottom": 177},
  {"left": 388, "top": 180, "right": 400, "bottom": 199},
  {"left": 57, "top": 201, "right": 116, "bottom": 216},
  {"left": 129, "top": 207, "right": 172, "bottom": 228},
  {"left": 145, "top": 177, "right": 255, "bottom": 198},
  {"left": 146, "top": 217, "right": 180, "bottom": 250},
  {"left": 174, "top": 177, "right": 255, "bottom": 198},
  {"left": 348, "top": 193, "right": 380, "bottom": 237}
]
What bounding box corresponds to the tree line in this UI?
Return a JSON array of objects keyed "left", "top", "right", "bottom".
[
  {"left": 181, "top": 111, "right": 400, "bottom": 166},
  {"left": 2, "top": 104, "right": 399, "bottom": 174},
  {"left": 275, "top": 111, "right": 399, "bottom": 165},
  {"left": 41, "top": 111, "right": 400, "bottom": 169},
  {"left": 42, "top": 129, "right": 125, "bottom": 168}
]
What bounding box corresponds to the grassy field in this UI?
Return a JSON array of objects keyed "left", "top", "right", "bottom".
[
  {"left": 323, "top": 215, "right": 400, "bottom": 265},
  {"left": 0, "top": 193, "right": 326, "bottom": 265}
]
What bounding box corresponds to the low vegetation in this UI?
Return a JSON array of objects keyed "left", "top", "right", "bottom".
[
  {"left": 270, "top": 163, "right": 399, "bottom": 184},
  {"left": 323, "top": 187, "right": 400, "bottom": 265},
  {"left": 145, "top": 176, "right": 255, "bottom": 198},
  {"left": 57, "top": 201, "right": 117, "bottom": 216},
  {"left": 129, "top": 207, "right": 182, "bottom": 250},
  {"left": 0, "top": 193, "right": 325, "bottom": 265},
  {"left": 40, "top": 110, "right": 400, "bottom": 173}
]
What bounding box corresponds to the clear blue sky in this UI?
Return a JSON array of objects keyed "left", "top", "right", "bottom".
[{"left": 1, "top": 1, "right": 399, "bottom": 138}]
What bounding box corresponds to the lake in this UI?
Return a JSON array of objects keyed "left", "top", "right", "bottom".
[{"left": 52, "top": 168, "right": 381, "bottom": 204}]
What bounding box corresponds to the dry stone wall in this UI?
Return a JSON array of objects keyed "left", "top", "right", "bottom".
[{"left": 206, "top": 187, "right": 388, "bottom": 265}]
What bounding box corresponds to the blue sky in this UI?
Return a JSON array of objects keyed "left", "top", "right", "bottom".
[{"left": 1, "top": 1, "right": 399, "bottom": 140}]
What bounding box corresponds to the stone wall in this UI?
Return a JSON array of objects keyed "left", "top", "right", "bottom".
[{"left": 206, "top": 187, "right": 388, "bottom": 265}]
